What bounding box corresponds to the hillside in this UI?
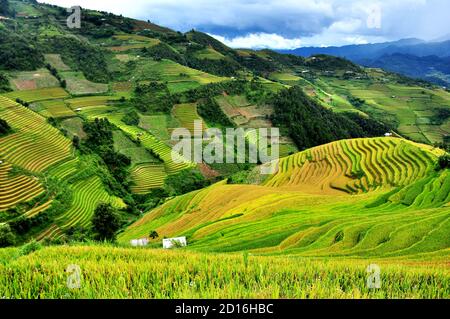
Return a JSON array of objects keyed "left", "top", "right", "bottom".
[
  {"left": 120, "top": 137, "right": 449, "bottom": 258},
  {"left": 0, "top": 0, "right": 448, "bottom": 300},
  {"left": 279, "top": 39, "right": 450, "bottom": 86},
  {"left": 0, "top": 0, "right": 446, "bottom": 243}
]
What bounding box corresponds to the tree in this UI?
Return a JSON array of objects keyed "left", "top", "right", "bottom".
[
  {"left": 0, "top": 118, "right": 11, "bottom": 136},
  {"left": 0, "top": 72, "right": 11, "bottom": 93},
  {"left": 122, "top": 110, "right": 140, "bottom": 126},
  {"left": 436, "top": 154, "right": 450, "bottom": 170},
  {"left": 164, "top": 169, "right": 209, "bottom": 196},
  {"left": 72, "top": 135, "right": 80, "bottom": 148},
  {"left": 0, "top": 0, "right": 10, "bottom": 17},
  {"left": 92, "top": 203, "right": 121, "bottom": 241},
  {"left": 0, "top": 224, "right": 16, "bottom": 248},
  {"left": 149, "top": 230, "right": 159, "bottom": 239}
]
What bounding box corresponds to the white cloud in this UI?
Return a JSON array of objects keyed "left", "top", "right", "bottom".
[
  {"left": 328, "top": 19, "right": 362, "bottom": 33},
  {"left": 38, "top": 0, "right": 450, "bottom": 48},
  {"left": 210, "top": 33, "right": 302, "bottom": 50},
  {"left": 343, "top": 36, "right": 369, "bottom": 45}
]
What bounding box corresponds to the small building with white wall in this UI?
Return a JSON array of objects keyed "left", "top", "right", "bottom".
[
  {"left": 130, "top": 238, "right": 149, "bottom": 247},
  {"left": 163, "top": 237, "right": 187, "bottom": 249}
]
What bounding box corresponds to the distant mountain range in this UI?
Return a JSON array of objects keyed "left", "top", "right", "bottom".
[{"left": 279, "top": 39, "right": 450, "bottom": 86}]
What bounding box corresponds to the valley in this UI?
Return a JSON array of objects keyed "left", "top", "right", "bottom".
[{"left": 0, "top": 0, "right": 448, "bottom": 299}]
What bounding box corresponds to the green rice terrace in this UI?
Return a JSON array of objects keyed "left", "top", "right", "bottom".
[{"left": 0, "top": 0, "right": 448, "bottom": 299}]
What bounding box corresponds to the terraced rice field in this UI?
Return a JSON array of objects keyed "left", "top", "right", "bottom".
[
  {"left": 0, "top": 97, "right": 72, "bottom": 172},
  {"left": 3, "top": 87, "right": 69, "bottom": 103},
  {"left": 23, "top": 200, "right": 53, "bottom": 219},
  {"left": 113, "top": 131, "right": 159, "bottom": 165},
  {"left": 171, "top": 103, "right": 206, "bottom": 134},
  {"left": 315, "top": 78, "right": 450, "bottom": 144},
  {"left": 108, "top": 34, "right": 160, "bottom": 52},
  {"left": 130, "top": 164, "right": 166, "bottom": 194},
  {"left": 215, "top": 94, "right": 273, "bottom": 127},
  {"left": 119, "top": 137, "right": 449, "bottom": 259},
  {"left": 194, "top": 47, "right": 225, "bottom": 60},
  {"left": 60, "top": 72, "right": 109, "bottom": 95},
  {"left": 38, "top": 100, "right": 76, "bottom": 118},
  {"left": 44, "top": 54, "right": 71, "bottom": 71},
  {"left": 1, "top": 245, "right": 448, "bottom": 299},
  {"left": 139, "top": 114, "right": 173, "bottom": 141},
  {"left": 66, "top": 96, "right": 120, "bottom": 109},
  {"left": 9, "top": 69, "right": 60, "bottom": 90},
  {"left": 46, "top": 158, "right": 80, "bottom": 180},
  {"left": 60, "top": 117, "right": 86, "bottom": 139},
  {"left": 131, "top": 58, "right": 227, "bottom": 93},
  {"left": 39, "top": 176, "right": 126, "bottom": 239},
  {"left": 0, "top": 161, "right": 44, "bottom": 212},
  {"left": 265, "top": 137, "right": 440, "bottom": 195},
  {"left": 97, "top": 114, "right": 193, "bottom": 174},
  {"left": 269, "top": 72, "right": 302, "bottom": 85}
]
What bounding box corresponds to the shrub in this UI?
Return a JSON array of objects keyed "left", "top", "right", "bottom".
[
  {"left": 0, "top": 224, "right": 16, "bottom": 248},
  {"left": 130, "top": 82, "right": 173, "bottom": 114},
  {"left": 436, "top": 154, "right": 450, "bottom": 170},
  {"left": 0, "top": 72, "right": 11, "bottom": 93},
  {"left": 122, "top": 110, "right": 140, "bottom": 126},
  {"left": 0, "top": 118, "right": 11, "bottom": 136},
  {"left": 270, "top": 87, "right": 386, "bottom": 150},
  {"left": 19, "top": 241, "right": 42, "bottom": 256},
  {"left": 164, "top": 169, "right": 209, "bottom": 196},
  {"left": 197, "top": 97, "right": 234, "bottom": 128},
  {"left": 149, "top": 230, "right": 159, "bottom": 239}
]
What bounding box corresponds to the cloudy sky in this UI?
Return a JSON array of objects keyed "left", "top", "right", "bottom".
[{"left": 38, "top": 0, "right": 450, "bottom": 49}]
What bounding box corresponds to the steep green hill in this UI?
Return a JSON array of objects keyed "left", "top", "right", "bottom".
[
  {"left": 120, "top": 138, "right": 449, "bottom": 258},
  {"left": 0, "top": 0, "right": 448, "bottom": 300}
]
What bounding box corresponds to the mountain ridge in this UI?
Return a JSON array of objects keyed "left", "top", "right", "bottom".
[{"left": 279, "top": 38, "right": 450, "bottom": 86}]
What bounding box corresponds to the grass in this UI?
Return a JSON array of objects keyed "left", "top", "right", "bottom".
[
  {"left": 0, "top": 245, "right": 448, "bottom": 299},
  {"left": 9, "top": 0, "right": 42, "bottom": 16}
]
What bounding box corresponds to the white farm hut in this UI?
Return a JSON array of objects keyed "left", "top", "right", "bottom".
[
  {"left": 163, "top": 237, "right": 187, "bottom": 249},
  {"left": 130, "top": 238, "right": 149, "bottom": 247}
]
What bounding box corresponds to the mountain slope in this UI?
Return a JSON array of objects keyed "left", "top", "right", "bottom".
[
  {"left": 280, "top": 39, "right": 450, "bottom": 86},
  {"left": 0, "top": 0, "right": 448, "bottom": 246},
  {"left": 119, "top": 137, "right": 449, "bottom": 258}
]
